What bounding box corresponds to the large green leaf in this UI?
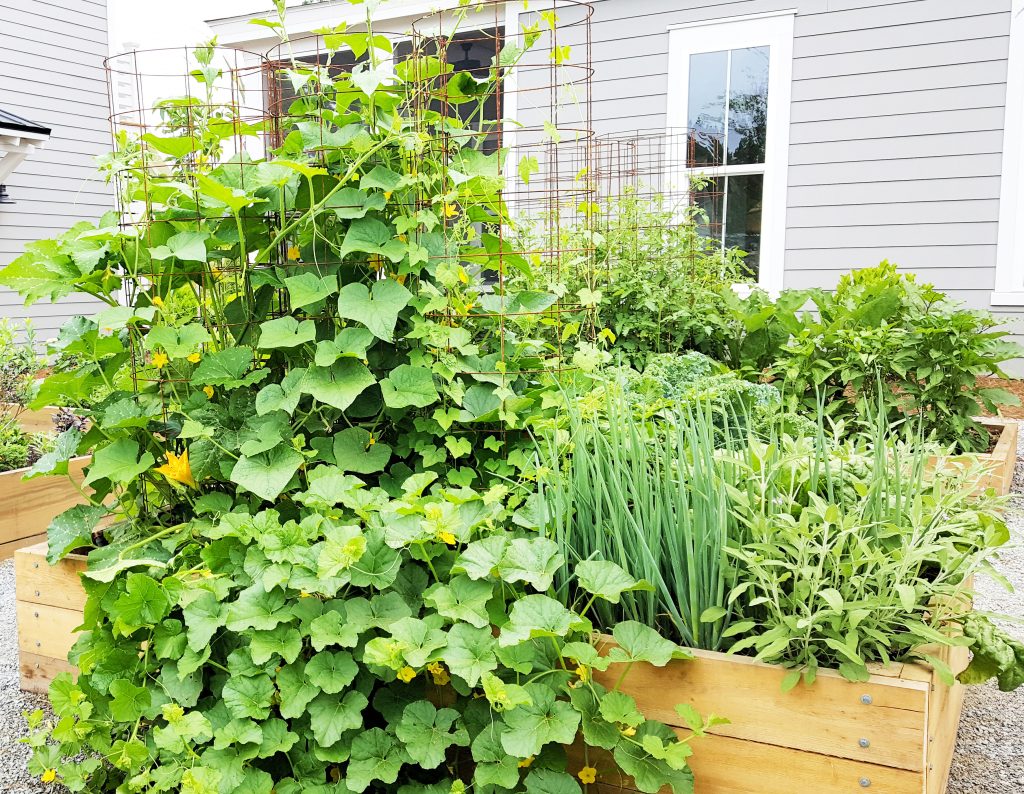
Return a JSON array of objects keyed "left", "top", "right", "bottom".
[
  {"left": 193, "top": 347, "right": 254, "bottom": 386},
  {"left": 303, "top": 360, "right": 376, "bottom": 411},
  {"left": 83, "top": 439, "right": 155, "bottom": 486},
  {"left": 46, "top": 504, "right": 106, "bottom": 564},
  {"left": 307, "top": 691, "right": 368, "bottom": 746},
  {"left": 471, "top": 722, "right": 520, "bottom": 789},
  {"left": 326, "top": 186, "right": 386, "bottom": 219},
  {"left": 305, "top": 650, "right": 358, "bottom": 694},
  {"left": 499, "top": 595, "right": 577, "bottom": 646},
  {"left": 150, "top": 231, "right": 210, "bottom": 263},
  {"left": 284, "top": 272, "right": 338, "bottom": 308},
  {"left": 440, "top": 623, "right": 497, "bottom": 687},
  {"left": 346, "top": 728, "right": 409, "bottom": 792},
  {"left": 258, "top": 316, "right": 316, "bottom": 349},
  {"left": 333, "top": 427, "right": 392, "bottom": 473},
  {"left": 500, "top": 683, "right": 580, "bottom": 758},
  {"left": 496, "top": 537, "right": 563, "bottom": 591},
  {"left": 230, "top": 446, "right": 304, "bottom": 501},
  {"left": 380, "top": 364, "right": 439, "bottom": 409},
  {"left": 338, "top": 218, "right": 406, "bottom": 263},
  {"left": 608, "top": 621, "right": 690, "bottom": 667},
  {"left": 423, "top": 576, "right": 493, "bottom": 629},
  {"left": 576, "top": 560, "right": 654, "bottom": 604},
  {"left": 395, "top": 701, "right": 469, "bottom": 769},
  {"left": 222, "top": 674, "right": 275, "bottom": 720},
  {"left": 146, "top": 324, "right": 211, "bottom": 359},
  {"left": 336, "top": 278, "right": 412, "bottom": 342}
]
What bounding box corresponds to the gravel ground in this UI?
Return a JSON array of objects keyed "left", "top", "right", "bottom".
[
  {"left": 948, "top": 420, "right": 1024, "bottom": 793},
  {"left": 1, "top": 428, "right": 1023, "bottom": 793}
]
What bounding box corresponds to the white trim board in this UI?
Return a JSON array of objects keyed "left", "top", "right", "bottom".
[
  {"left": 993, "top": 0, "right": 1024, "bottom": 304},
  {"left": 665, "top": 11, "right": 795, "bottom": 295}
]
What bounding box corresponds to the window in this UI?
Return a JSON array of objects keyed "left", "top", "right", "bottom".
[
  {"left": 993, "top": 0, "right": 1024, "bottom": 306},
  {"left": 666, "top": 11, "right": 795, "bottom": 293}
]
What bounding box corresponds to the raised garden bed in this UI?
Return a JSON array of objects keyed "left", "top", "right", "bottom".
[
  {"left": 928, "top": 417, "right": 1018, "bottom": 496},
  {"left": 587, "top": 639, "right": 969, "bottom": 794},
  {"left": 0, "top": 406, "right": 90, "bottom": 559},
  {"left": 14, "top": 541, "right": 85, "bottom": 693}
]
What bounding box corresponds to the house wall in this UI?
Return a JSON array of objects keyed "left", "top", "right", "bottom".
[
  {"left": 582, "top": 0, "right": 1018, "bottom": 330},
  {"left": 0, "top": 0, "right": 111, "bottom": 343}
]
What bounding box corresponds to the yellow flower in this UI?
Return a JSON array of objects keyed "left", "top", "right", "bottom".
[
  {"left": 578, "top": 767, "right": 597, "bottom": 785},
  {"left": 187, "top": 352, "right": 202, "bottom": 364},
  {"left": 384, "top": 191, "right": 393, "bottom": 200},
  {"left": 621, "top": 726, "right": 637, "bottom": 737},
  {"left": 41, "top": 769, "right": 57, "bottom": 784},
  {"left": 350, "top": 172, "right": 360, "bottom": 182},
  {"left": 464, "top": 302, "right": 475, "bottom": 312},
  {"left": 427, "top": 662, "right": 451, "bottom": 686},
  {"left": 367, "top": 434, "right": 376, "bottom": 447},
  {"left": 517, "top": 756, "right": 535, "bottom": 769},
  {"left": 397, "top": 666, "right": 417, "bottom": 683},
  {"left": 203, "top": 385, "right": 214, "bottom": 399},
  {"left": 155, "top": 449, "right": 198, "bottom": 489},
  {"left": 287, "top": 245, "right": 301, "bottom": 261},
  {"left": 152, "top": 352, "right": 169, "bottom": 369},
  {"left": 443, "top": 202, "right": 458, "bottom": 218},
  {"left": 574, "top": 665, "right": 588, "bottom": 682},
  {"left": 152, "top": 296, "right": 165, "bottom": 308},
  {"left": 457, "top": 267, "right": 469, "bottom": 284},
  {"left": 300, "top": 591, "right": 313, "bottom": 599},
  {"left": 438, "top": 531, "right": 457, "bottom": 546}
]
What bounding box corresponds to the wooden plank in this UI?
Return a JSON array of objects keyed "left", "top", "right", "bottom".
[
  {"left": 925, "top": 644, "right": 970, "bottom": 794},
  {"left": 0, "top": 457, "right": 90, "bottom": 552},
  {"left": 927, "top": 418, "right": 1018, "bottom": 496},
  {"left": 0, "top": 533, "right": 46, "bottom": 562},
  {"left": 19, "top": 651, "right": 75, "bottom": 695},
  {"left": 2, "top": 404, "right": 64, "bottom": 434},
  {"left": 14, "top": 543, "right": 88, "bottom": 611},
  {"left": 16, "top": 601, "right": 83, "bottom": 660},
  {"left": 594, "top": 643, "right": 929, "bottom": 774},
  {"left": 576, "top": 731, "right": 924, "bottom": 794}
]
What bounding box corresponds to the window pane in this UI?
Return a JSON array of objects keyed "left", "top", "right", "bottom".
[
  {"left": 691, "top": 177, "right": 724, "bottom": 242},
  {"left": 727, "top": 46, "right": 769, "bottom": 165},
  {"left": 725, "top": 174, "right": 763, "bottom": 278},
  {"left": 687, "top": 50, "right": 727, "bottom": 166}
]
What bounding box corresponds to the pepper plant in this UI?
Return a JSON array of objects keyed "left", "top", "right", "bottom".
[{"left": 5, "top": 3, "right": 713, "bottom": 792}]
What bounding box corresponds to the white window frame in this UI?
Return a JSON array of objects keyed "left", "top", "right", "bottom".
[
  {"left": 992, "top": 0, "right": 1024, "bottom": 306},
  {"left": 665, "top": 10, "right": 795, "bottom": 295}
]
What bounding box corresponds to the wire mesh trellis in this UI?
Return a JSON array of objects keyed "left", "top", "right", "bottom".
[{"left": 103, "top": 0, "right": 597, "bottom": 445}]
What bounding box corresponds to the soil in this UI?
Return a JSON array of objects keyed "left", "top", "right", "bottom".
[{"left": 978, "top": 377, "right": 1024, "bottom": 420}]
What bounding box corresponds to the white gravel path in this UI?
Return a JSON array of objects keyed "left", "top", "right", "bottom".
[
  {"left": 1, "top": 426, "right": 1023, "bottom": 793},
  {"left": 948, "top": 421, "right": 1024, "bottom": 793}
]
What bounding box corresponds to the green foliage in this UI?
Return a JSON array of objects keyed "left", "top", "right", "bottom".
[
  {"left": 543, "top": 390, "right": 1017, "bottom": 685},
  {"left": 769, "top": 262, "right": 1022, "bottom": 452},
  {"left": 10, "top": 10, "right": 710, "bottom": 794},
  {"left": 514, "top": 187, "right": 750, "bottom": 369}
]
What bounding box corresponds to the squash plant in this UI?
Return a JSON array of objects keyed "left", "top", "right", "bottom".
[{"left": 7, "top": 4, "right": 714, "bottom": 793}]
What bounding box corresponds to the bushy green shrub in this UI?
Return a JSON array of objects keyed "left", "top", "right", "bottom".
[{"left": 771, "top": 262, "right": 1021, "bottom": 451}]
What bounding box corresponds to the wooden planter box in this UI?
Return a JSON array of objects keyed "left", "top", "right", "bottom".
[
  {"left": 587, "top": 640, "right": 969, "bottom": 794},
  {"left": 0, "top": 406, "right": 90, "bottom": 559},
  {"left": 14, "top": 541, "right": 86, "bottom": 693},
  {"left": 928, "top": 417, "right": 1018, "bottom": 496}
]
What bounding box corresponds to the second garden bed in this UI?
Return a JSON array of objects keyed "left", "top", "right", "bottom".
[
  {"left": 587, "top": 639, "right": 968, "bottom": 794},
  {"left": 0, "top": 407, "right": 90, "bottom": 559},
  {"left": 928, "top": 417, "right": 1018, "bottom": 496}
]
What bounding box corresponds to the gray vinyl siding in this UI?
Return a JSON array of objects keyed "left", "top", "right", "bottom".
[
  {"left": 582, "top": 0, "right": 1022, "bottom": 343},
  {"left": 0, "top": 0, "right": 111, "bottom": 343}
]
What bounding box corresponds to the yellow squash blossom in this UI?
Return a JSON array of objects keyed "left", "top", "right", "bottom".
[
  {"left": 187, "top": 352, "right": 202, "bottom": 364},
  {"left": 203, "top": 385, "right": 214, "bottom": 399},
  {"left": 397, "top": 666, "right": 417, "bottom": 683},
  {"left": 443, "top": 202, "right": 458, "bottom": 218},
  {"left": 155, "top": 449, "right": 197, "bottom": 489},
  {"left": 517, "top": 757, "right": 534, "bottom": 769},
  {"left": 287, "top": 245, "right": 301, "bottom": 261},
  {"left": 384, "top": 191, "right": 393, "bottom": 200},
  {"left": 427, "top": 662, "right": 450, "bottom": 686},
  {"left": 578, "top": 767, "right": 597, "bottom": 785},
  {"left": 152, "top": 352, "right": 169, "bottom": 369},
  {"left": 574, "top": 665, "right": 588, "bottom": 682},
  {"left": 41, "top": 770, "right": 57, "bottom": 784},
  {"left": 438, "top": 531, "right": 457, "bottom": 546},
  {"left": 621, "top": 726, "right": 637, "bottom": 737},
  {"left": 151, "top": 296, "right": 165, "bottom": 308}
]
